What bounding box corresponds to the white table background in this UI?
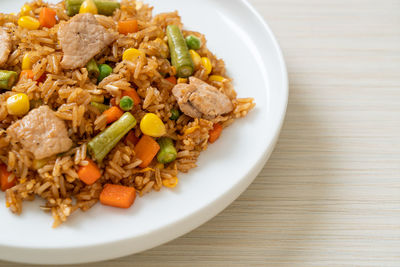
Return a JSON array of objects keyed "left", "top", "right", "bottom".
[{"left": 2, "top": 0, "right": 400, "bottom": 266}]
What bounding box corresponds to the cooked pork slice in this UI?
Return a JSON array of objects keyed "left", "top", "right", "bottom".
[
  {"left": 58, "top": 13, "right": 117, "bottom": 69},
  {"left": 172, "top": 77, "right": 233, "bottom": 119},
  {"left": 7, "top": 106, "right": 73, "bottom": 159},
  {"left": 0, "top": 28, "right": 11, "bottom": 66}
]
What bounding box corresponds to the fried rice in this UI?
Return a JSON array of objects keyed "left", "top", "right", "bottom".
[{"left": 0, "top": 0, "right": 255, "bottom": 227}]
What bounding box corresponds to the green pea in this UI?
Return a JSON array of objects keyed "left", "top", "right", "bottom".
[
  {"left": 119, "top": 96, "right": 134, "bottom": 111},
  {"left": 185, "top": 35, "right": 201, "bottom": 50},
  {"left": 97, "top": 64, "right": 113, "bottom": 83},
  {"left": 169, "top": 109, "right": 180, "bottom": 120}
]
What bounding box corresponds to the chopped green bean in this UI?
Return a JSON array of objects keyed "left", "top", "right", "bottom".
[
  {"left": 166, "top": 25, "right": 194, "bottom": 78},
  {"left": 0, "top": 70, "right": 17, "bottom": 90},
  {"left": 119, "top": 96, "right": 134, "bottom": 111},
  {"left": 157, "top": 137, "right": 177, "bottom": 164},
  {"left": 185, "top": 35, "right": 201, "bottom": 50},
  {"left": 97, "top": 63, "right": 112, "bottom": 83},
  {"left": 169, "top": 109, "right": 180, "bottom": 120},
  {"left": 88, "top": 112, "right": 137, "bottom": 162},
  {"left": 65, "top": 0, "right": 120, "bottom": 16},
  {"left": 86, "top": 58, "right": 99, "bottom": 79},
  {"left": 90, "top": 102, "right": 109, "bottom": 113}
]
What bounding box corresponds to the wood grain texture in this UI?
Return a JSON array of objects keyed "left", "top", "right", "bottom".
[{"left": 3, "top": 0, "right": 400, "bottom": 266}]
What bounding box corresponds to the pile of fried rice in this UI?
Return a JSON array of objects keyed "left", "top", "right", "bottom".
[{"left": 0, "top": 0, "right": 254, "bottom": 227}]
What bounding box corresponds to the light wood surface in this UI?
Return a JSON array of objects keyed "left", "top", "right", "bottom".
[{"left": 3, "top": 0, "right": 400, "bottom": 266}]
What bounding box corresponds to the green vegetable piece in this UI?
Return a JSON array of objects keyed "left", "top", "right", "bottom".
[
  {"left": 119, "top": 96, "right": 134, "bottom": 111},
  {"left": 97, "top": 64, "right": 113, "bottom": 83},
  {"left": 90, "top": 102, "right": 109, "bottom": 113},
  {"left": 185, "top": 35, "right": 201, "bottom": 50},
  {"left": 65, "top": 0, "right": 120, "bottom": 16},
  {"left": 0, "top": 70, "right": 17, "bottom": 90},
  {"left": 157, "top": 137, "right": 177, "bottom": 164},
  {"left": 95, "top": 1, "right": 121, "bottom": 16},
  {"left": 86, "top": 58, "right": 99, "bottom": 79},
  {"left": 169, "top": 109, "right": 180, "bottom": 120},
  {"left": 65, "top": 0, "right": 82, "bottom": 16},
  {"left": 166, "top": 25, "right": 194, "bottom": 78},
  {"left": 88, "top": 112, "right": 137, "bottom": 162}
]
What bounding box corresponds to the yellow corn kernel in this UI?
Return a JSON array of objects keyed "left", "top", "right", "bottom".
[
  {"left": 184, "top": 125, "right": 200, "bottom": 135},
  {"left": 189, "top": 49, "right": 201, "bottom": 67},
  {"left": 122, "top": 48, "right": 144, "bottom": 62},
  {"left": 140, "top": 113, "right": 166, "bottom": 137},
  {"left": 79, "top": 0, "right": 98, "bottom": 14},
  {"left": 20, "top": 4, "right": 32, "bottom": 16},
  {"left": 177, "top": 78, "right": 187, "bottom": 84},
  {"left": 19, "top": 177, "right": 27, "bottom": 184},
  {"left": 155, "top": 163, "right": 164, "bottom": 170},
  {"left": 6, "top": 93, "right": 30, "bottom": 116},
  {"left": 201, "top": 57, "right": 212, "bottom": 75},
  {"left": 18, "top": 16, "right": 40, "bottom": 30},
  {"left": 21, "top": 53, "right": 32, "bottom": 70},
  {"left": 91, "top": 94, "right": 104, "bottom": 103},
  {"left": 209, "top": 75, "right": 226, "bottom": 83},
  {"left": 162, "top": 177, "right": 178, "bottom": 188}
]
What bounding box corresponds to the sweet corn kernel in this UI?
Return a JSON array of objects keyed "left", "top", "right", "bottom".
[
  {"left": 18, "top": 16, "right": 40, "bottom": 30},
  {"left": 7, "top": 93, "right": 30, "bottom": 116},
  {"left": 201, "top": 57, "right": 212, "bottom": 75},
  {"left": 189, "top": 49, "right": 201, "bottom": 67},
  {"left": 21, "top": 53, "right": 32, "bottom": 70},
  {"left": 20, "top": 4, "right": 32, "bottom": 16},
  {"left": 209, "top": 75, "right": 226, "bottom": 83},
  {"left": 122, "top": 48, "right": 144, "bottom": 61},
  {"left": 184, "top": 126, "right": 200, "bottom": 135},
  {"left": 162, "top": 177, "right": 178, "bottom": 188},
  {"left": 140, "top": 113, "right": 166, "bottom": 137},
  {"left": 177, "top": 78, "right": 187, "bottom": 84},
  {"left": 79, "top": 0, "right": 98, "bottom": 14}
]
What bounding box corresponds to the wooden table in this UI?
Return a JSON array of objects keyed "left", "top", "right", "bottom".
[{"left": 4, "top": 0, "right": 400, "bottom": 266}]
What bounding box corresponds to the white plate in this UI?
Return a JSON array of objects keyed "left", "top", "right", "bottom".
[{"left": 0, "top": 0, "right": 288, "bottom": 264}]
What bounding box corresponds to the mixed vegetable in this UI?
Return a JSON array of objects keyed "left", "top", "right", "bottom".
[{"left": 65, "top": 0, "right": 120, "bottom": 16}]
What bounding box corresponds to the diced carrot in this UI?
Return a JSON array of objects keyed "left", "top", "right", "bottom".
[
  {"left": 77, "top": 159, "right": 101, "bottom": 185},
  {"left": 122, "top": 88, "right": 141, "bottom": 105},
  {"left": 20, "top": 70, "right": 34, "bottom": 80},
  {"left": 103, "top": 106, "right": 123, "bottom": 124},
  {"left": 100, "top": 184, "right": 136, "bottom": 208},
  {"left": 118, "top": 20, "right": 138, "bottom": 35},
  {"left": 0, "top": 164, "right": 15, "bottom": 191},
  {"left": 165, "top": 76, "right": 177, "bottom": 85},
  {"left": 124, "top": 130, "right": 139, "bottom": 146},
  {"left": 39, "top": 7, "right": 57, "bottom": 28},
  {"left": 208, "top": 123, "right": 223, "bottom": 143},
  {"left": 134, "top": 135, "right": 160, "bottom": 168}
]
